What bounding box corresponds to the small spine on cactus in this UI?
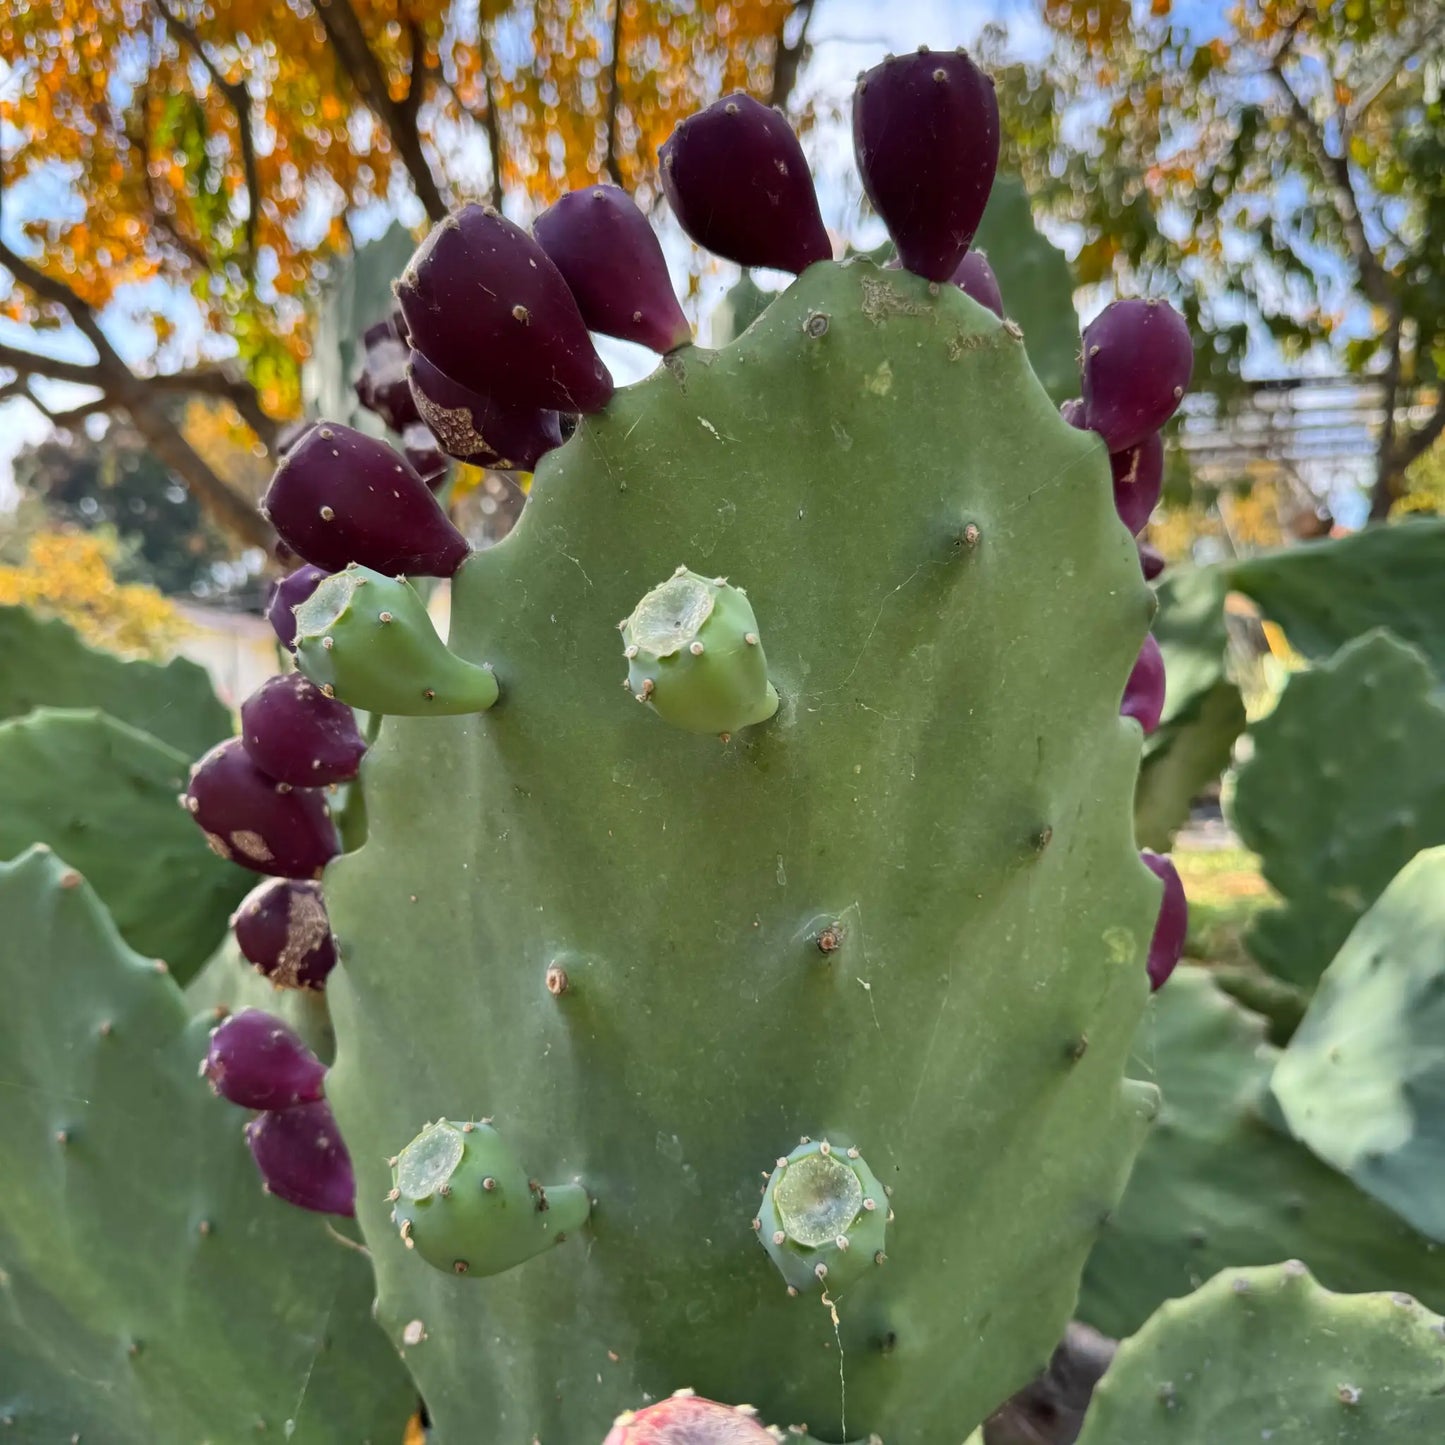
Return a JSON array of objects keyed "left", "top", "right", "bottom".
[
  {"left": 232, "top": 877, "right": 337, "bottom": 989},
  {"left": 659, "top": 93, "right": 832, "bottom": 274},
  {"left": 602, "top": 1390, "right": 776, "bottom": 1445},
  {"left": 354, "top": 311, "right": 421, "bottom": 432},
  {"left": 261, "top": 423, "right": 470, "bottom": 578},
  {"left": 389, "top": 1119, "right": 589, "bottom": 1278},
  {"left": 1141, "top": 850, "right": 1188, "bottom": 991},
  {"left": 756, "top": 1139, "right": 889, "bottom": 1294},
  {"left": 245, "top": 1099, "right": 355, "bottom": 1217},
  {"left": 1110, "top": 432, "right": 1164, "bottom": 536},
  {"left": 396, "top": 205, "right": 613, "bottom": 413},
  {"left": 293, "top": 565, "right": 499, "bottom": 716},
  {"left": 407, "top": 351, "right": 564, "bottom": 471},
  {"left": 621, "top": 567, "right": 778, "bottom": 736},
  {"left": 1060, "top": 397, "right": 1089, "bottom": 430},
  {"left": 853, "top": 47, "right": 1000, "bottom": 282},
  {"left": 184, "top": 738, "right": 339, "bottom": 878},
  {"left": 1120, "top": 634, "right": 1165, "bottom": 736},
  {"left": 1080, "top": 299, "right": 1193, "bottom": 452},
  {"left": 240, "top": 672, "right": 368, "bottom": 786},
  {"left": 202, "top": 1008, "right": 327, "bottom": 1110},
  {"left": 267, "top": 564, "right": 329, "bottom": 652},
  {"left": 533, "top": 185, "right": 692, "bottom": 353}
]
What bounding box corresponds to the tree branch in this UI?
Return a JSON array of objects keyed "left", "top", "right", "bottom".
[
  {"left": 151, "top": 0, "right": 260, "bottom": 260},
  {"left": 1369, "top": 310, "right": 1405, "bottom": 520},
  {"left": 0, "top": 239, "right": 273, "bottom": 546},
  {"left": 1394, "top": 391, "right": 1445, "bottom": 472},
  {"left": 1266, "top": 46, "right": 1393, "bottom": 311},
  {"left": 312, "top": 0, "right": 449, "bottom": 219},
  {"left": 0, "top": 340, "right": 106, "bottom": 388},
  {"left": 482, "top": 71, "right": 504, "bottom": 211},
  {"left": 603, "top": 0, "right": 626, "bottom": 186},
  {"left": 769, "top": 0, "right": 817, "bottom": 110}
]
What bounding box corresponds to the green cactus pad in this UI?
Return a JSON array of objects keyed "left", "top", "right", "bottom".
[
  {"left": 324, "top": 258, "right": 1161, "bottom": 1442},
  {"left": 1231, "top": 631, "right": 1445, "bottom": 988},
  {"left": 0, "top": 603, "right": 231, "bottom": 756},
  {"left": 1229, "top": 519, "right": 1445, "bottom": 682},
  {"left": 756, "top": 1140, "right": 888, "bottom": 1294},
  {"left": 0, "top": 707, "right": 250, "bottom": 982},
  {"left": 1080, "top": 966, "right": 1445, "bottom": 1339},
  {"left": 622, "top": 567, "right": 778, "bottom": 735},
  {"left": 0, "top": 847, "right": 413, "bottom": 1443},
  {"left": 294, "top": 564, "right": 498, "bottom": 716},
  {"left": 1271, "top": 846, "right": 1445, "bottom": 1243},
  {"left": 1076, "top": 1263, "right": 1445, "bottom": 1443},
  {"left": 390, "top": 1119, "right": 590, "bottom": 1277}
]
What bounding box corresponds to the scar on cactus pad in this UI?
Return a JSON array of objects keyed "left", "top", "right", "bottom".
[
  {"left": 622, "top": 567, "right": 778, "bottom": 736},
  {"left": 389, "top": 1119, "right": 590, "bottom": 1277},
  {"left": 756, "top": 1140, "right": 889, "bottom": 1295}
]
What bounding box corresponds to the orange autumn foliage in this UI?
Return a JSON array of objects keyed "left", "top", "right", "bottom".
[{"left": 1, "top": 0, "right": 803, "bottom": 416}]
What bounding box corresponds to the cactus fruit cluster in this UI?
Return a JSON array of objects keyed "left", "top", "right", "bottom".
[{"left": 15, "top": 35, "right": 1445, "bottom": 1445}]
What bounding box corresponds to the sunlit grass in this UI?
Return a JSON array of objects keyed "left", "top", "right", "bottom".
[{"left": 1172, "top": 841, "right": 1272, "bottom": 966}]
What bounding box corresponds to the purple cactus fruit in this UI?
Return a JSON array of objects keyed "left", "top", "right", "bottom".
[
  {"left": 1060, "top": 397, "right": 1089, "bottom": 431},
  {"left": 1138, "top": 540, "right": 1166, "bottom": 581},
  {"left": 354, "top": 314, "right": 421, "bottom": 433},
  {"left": 407, "top": 351, "right": 565, "bottom": 472},
  {"left": 853, "top": 48, "right": 1000, "bottom": 282},
  {"left": 534, "top": 185, "right": 692, "bottom": 353},
  {"left": 396, "top": 205, "right": 612, "bottom": 414},
  {"left": 951, "top": 249, "right": 1004, "bottom": 317},
  {"left": 267, "top": 564, "right": 329, "bottom": 652},
  {"left": 261, "top": 422, "right": 469, "bottom": 578},
  {"left": 1121, "top": 634, "right": 1166, "bottom": 735},
  {"left": 1141, "top": 850, "right": 1188, "bottom": 991},
  {"left": 184, "top": 738, "right": 339, "bottom": 879},
  {"left": 401, "top": 422, "right": 448, "bottom": 490},
  {"left": 244, "top": 1100, "right": 355, "bottom": 1216},
  {"left": 232, "top": 877, "right": 338, "bottom": 990},
  {"left": 202, "top": 1009, "right": 327, "bottom": 1110},
  {"left": 1081, "top": 298, "right": 1193, "bottom": 452},
  {"left": 1111, "top": 431, "right": 1165, "bottom": 535},
  {"left": 659, "top": 92, "right": 831, "bottom": 274},
  {"left": 240, "top": 672, "right": 367, "bottom": 787}
]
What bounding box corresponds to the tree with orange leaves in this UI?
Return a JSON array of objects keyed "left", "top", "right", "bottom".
[
  {"left": 986, "top": 1, "right": 1445, "bottom": 518},
  {"left": 0, "top": 0, "right": 817, "bottom": 546}
]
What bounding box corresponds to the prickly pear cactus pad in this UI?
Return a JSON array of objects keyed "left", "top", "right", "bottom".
[
  {"left": 324, "top": 255, "right": 1161, "bottom": 1442},
  {"left": 0, "top": 603, "right": 231, "bottom": 756},
  {"left": 1231, "top": 630, "right": 1445, "bottom": 988},
  {"left": 0, "top": 848, "right": 414, "bottom": 1443},
  {"left": 0, "top": 707, "right": 252, "bottom": 981},
  {"left": 1075, "top": 1263, "right": 1445, "bottom": 1444},
  {"left": 1080, "top": 966, "right": 1445, "bottom": 1340},
  {"left": 1272, "top": 846, "right": 1445, "bottom": 1243}
]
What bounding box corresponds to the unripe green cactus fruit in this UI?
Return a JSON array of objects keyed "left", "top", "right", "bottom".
[
  {"left": 294, "top": 564, "right": 498, "bottom": 716},
  {"left": 622, "top": 567, "right": 778, "bottom": 735},
  {"left": 755, "top": 1140, "right": 888, "bottom": 1294},
  {"left": 389, "top": 1119, "right": 590, "bottom": 1277}
]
